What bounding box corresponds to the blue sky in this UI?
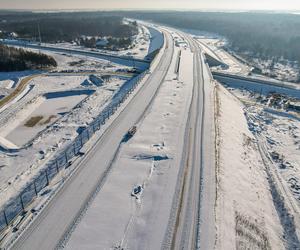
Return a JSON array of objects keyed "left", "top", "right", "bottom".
[{"left": 0, "top": 0, "right": 298, "bottom": 11}]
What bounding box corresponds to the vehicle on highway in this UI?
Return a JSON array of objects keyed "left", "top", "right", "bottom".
[
  {"left": 127, "top": 125, "right": 137, "bottom": 137},
  {"left": 122, "top": 125, "right": 137, "bottom": 143}
]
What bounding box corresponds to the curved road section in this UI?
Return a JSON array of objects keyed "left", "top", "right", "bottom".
[{"left": 8, "top": 29, "right": 173, "bottom": 250}]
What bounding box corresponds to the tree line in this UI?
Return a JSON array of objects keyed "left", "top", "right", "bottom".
[
  {"left": 0, "top": 45, "right": 57, "bottom": 71},
  {"left": 0, "top": 12, "right": 138, "bottom": 43},
  {"left": 122, "top": 11, "right": 300, "bottom": 65}
]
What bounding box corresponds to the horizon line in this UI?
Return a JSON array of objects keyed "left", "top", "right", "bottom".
[{"left": 0, "top": 8, "right": 299, "bottom": 13}]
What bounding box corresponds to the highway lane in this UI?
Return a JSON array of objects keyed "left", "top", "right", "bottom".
[
  {"left": 165, "top": 32, "right": 216, "bottom": 250},
  {"left": 196, "top": 39, "right": 226, "bottom": 67},
  {"left": 7, "top": 29, "right": 174, "bottom": 250},
  {"left": 213, "top": 72, "right": 300, "bottom": 91},
  {"left": 197, "top": 50, "right": 217, "bottom": 250}
]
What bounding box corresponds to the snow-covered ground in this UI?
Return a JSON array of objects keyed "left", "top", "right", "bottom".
[
  {"left": 216, "top": 76, "right": 300, "bottom": 248},
  {"left": 251, "top": 58, "right": 299, "bottom": 83},
  {"left": 228, "top": 84, "right": 300, "bottom": 197},
  {"left": 215, "top": 84, "right": 285, "bottom": 249},
  {"left": 194, "top": 36, "right": 299, "bottom": 83},
  {"left": 0, "top": 71, "right": 38, "bottom": 102},
  {"left": 0, "top": 50, "right": 128, "bottom": 104},
  {"left": 34, "top": 23, "right": 152, "bottom": 60},
  {"left": 0, "top": 74, "right": 126, "bottom": 209},
  {"left": 64, "top": 34, "right": 194, "bottom": 250},
  {"left": 196, "top": 37, "right": 251, "bottom": 75},
  {"left": 30, "top": 48, "right": 129, "bottom": 73},
  {"left": 246, "top": 105, "right": 300, "bottom": 203},
  {"left": 5, "top": 92, "right": 89, "bottom": 147},
  {"left": 0, "top": 22, "right": 165, "bottom": 222},
  {"left": 0, "top": 48, "right": 142, "bottom": 212},
  {"left": 215, "top": 76, "right": 300, "bottom": 99},
  {"left": 0, "top": 80, "right": 15, "bottom": 89}
]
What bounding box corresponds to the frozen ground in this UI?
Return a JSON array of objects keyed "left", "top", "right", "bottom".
[
  {"left": 216, "top": 77, "right": 300, "bottom": 248},
  {"left": 0, "top": 75, "right": 87, "bottom": 143},
  {"left": 0, "top": 74, "right": 126, "bottom": 209},
  {"left": 65, "top": 34, "right": 194, "bottom": 250},
  {"left": 0, "top": 50, "right": 127, "bottom": 105},
  {"left": 37, "top": 22, "right": 152, "bottom": 60},
  {"left": 228, "top": 84, "right": 300, "bottom": 199},
  {"left": 194, "top": 37, "right": 251, "bottom": 75},
  {"left": 5, "top": 92, "right": 89, "bottom": 147},
  {"left": 0, "top": 80, "right": 15, "bottom": 89},
  {"left": 0, "top": 71, "right": 39, "bottom": 102},
  {"left": 246, "top": 105, "right": 300, "bottom": 203},
  {"left": 251, "top": 58, "right": 299, "bottom": 83},
  {"left": 29, "top": 48, "right": 128, "bottom": 73},
  {"left": 215, "top": 84, "right": 284, "bottom": 249}
]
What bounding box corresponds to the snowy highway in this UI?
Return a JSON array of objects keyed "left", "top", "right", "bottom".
[
  {"left": 163, "top": 32, "right": 216, "bottom": 250},
  {"left": 7, "top": 28, "right": 174, "bottom": 250},
  {"left": 6, "top": 25, "right": 217, "bottom": 250},
  {"left": 1, "top": 11, "right": 300, "bottom": 250}
]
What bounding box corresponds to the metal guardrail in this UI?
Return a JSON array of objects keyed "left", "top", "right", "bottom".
[{"left": 0, "top": 71, "right": 147, "bottom": 237}]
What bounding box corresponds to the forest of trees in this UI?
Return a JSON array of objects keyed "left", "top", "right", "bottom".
[
  {"left": 0, "top": 45, "right": 57, "bottom": 71},
  {"left": 123, "top": 11, "right": 300, "bottom": 64},
  {"left": 0, "top": 12, "right": 138, "bottom": 43}
]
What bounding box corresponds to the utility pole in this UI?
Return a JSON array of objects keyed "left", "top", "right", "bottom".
[{"left": 38, "top": 23, "right": 42, "bottom": 45}]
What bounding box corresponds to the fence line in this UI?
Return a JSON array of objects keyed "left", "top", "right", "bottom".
[{"left": 0, "top": 71, "right": 148, "bottom": 236}]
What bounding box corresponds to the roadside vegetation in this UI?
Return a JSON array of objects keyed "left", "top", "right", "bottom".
[{"left": 0, "top": 45, "right": 57, "bottom": 71}]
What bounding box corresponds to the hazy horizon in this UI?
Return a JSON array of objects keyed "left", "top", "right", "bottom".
[{"left": 0, "top": 0, "right": 299, "bottom": 12}]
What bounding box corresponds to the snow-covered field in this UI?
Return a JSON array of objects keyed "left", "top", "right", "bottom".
[
  {"left": 33, "top": 23, "right": 152, "bottom": 60},
  {"left": 215, "top": 84, "right": 285, "bottom": 249},
  {"left": 216, "top": 77, "right": 300, "bottom": 248},
  {"left": 251, "top": 58, "right": 299, "bottom": 83},
  {"left": 0, "top": 74, "right": 126, "bottom": 209},
  {"left": 5, "top": 92, "right": 89, "bottom": 147}
]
